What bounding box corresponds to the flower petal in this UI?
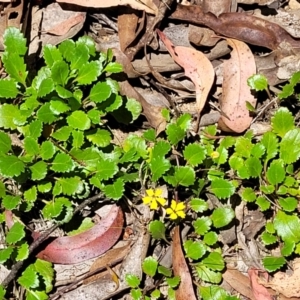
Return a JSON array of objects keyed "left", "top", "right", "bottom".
[
  {"left": 166, "top": 208, "right": 173, "bottom": 215},
  {"left": 157, "top": 197, "right": 167, "bottom": 206},
  {"left": 177, "top": 211, "right": 186, "bottom": 218},
  {"left": 169, "top": 212, "right": 178, "bottom": 220},
  {"left": 176, "top": 202, "right": 186, "bottom": 211},
  {"left": 146, "top": 189, "right": 154, "bottom": 197},
  {"left": 170, "top": 200, "right": 177, "bottom": 210},
  {"left": 154, "top": 189, "right": 162, "bottom": 197},
  {"left": 142, "top": 196, "right": 152, "bottom": 204},
  {"left": 150, "top": 200, "right": 158, "bottom": 210}
]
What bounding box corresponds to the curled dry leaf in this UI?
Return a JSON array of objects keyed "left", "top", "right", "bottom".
[
  {"left": 36, "top": 205, "right": 124, "bottom": 264},
  {"left": 173, "top": 226, "right": 197, "bottom": 300},
  {"left": 157, "top": 30, "right": 214, "bottom": 120},
  {"left": 218, "top": 38, "right": 256, "bottom": 133},
  {"left": 248, "top": 268, "right": 273, "bottom": 300},
  {"left": 56, "top": 0, "right": 158, "bottom": 15},
  {"left": 170, "top": 5, "right": 300, "bottom": 50}
]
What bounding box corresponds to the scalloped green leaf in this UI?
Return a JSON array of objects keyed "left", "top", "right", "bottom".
[
  {"left": 272, "top": 107, "right": 295, "bottom": 137},
  {"left": 211, "top": 207, "right": 235, "bottom": 228},
  {"left": 261, "top": 232, "right": 277, "bottom": 245},
  {"left": 95, "top": 159, "right": 118, "bottom": 181},
  {"left": 0, "top": 79, "right": 19, "bottom": 98},
  {"left": 190, "top": 198, "right": 208, "bottom": 213},
  {"left": 0, "top": 131, "right": 11, "bottom": 154},
  {"left": 2, "top": 195, "right": 21, "bottom": 210},
  {"left": 6, "top": 222, "right": 25, "bottom": 244},
  {"left": 42, "top": 197, "right": 72, "bottom": 219},
  {"left": 261, "top": 132, "right": 279, "bottom": 161},
  {"left": 166, "top": 123, "right": 185, "bottom": 145},
  {"left": 40, "top": 141, "right": 56, "bottom": 160},
  {"left": 210, "top": 178, "right": 235, "bottom": 199},
  {"left": 164, "top": 166, "right": 195, "bottom": 187},
  {"left": 184, "top": 240, "right": 206, "bottom": 260},
  {"left": 89, "top": 81, "right": 112, "bottom": 103},
  {"left": 24, "top": 136, "right": 39, "bottom": 156},
  {"left": 266, "top": 159, "right": 285, "bottom": 185},
  {"left": 102, "top": 178, "right": 124, "bottom": 200},
  {"left": 280, "top": 128, "right": 300, "bottom": 164},
  {"left": 202, "top": 252, "right": 224, "bottom": 271},
  {"left": 247, "top": 74, "right": 268, "bottom": 91},
  {"left": 30, "top": 161, "right": 47, "bottom": 180},
  {"left": 234, "top": 137, "right": 253, "bottom": 158},
  {"left": 241, "top": 187, "right": 256, "bottom": 202},
  {"left": 195, "top": 265, "right": 222, "bottom": 284},
  {"left": 52, "top": 126, "right": 72, "bottom": 141},
  {"left": 67, "top": 111, "right": 91, "bottom": 130},
  {"left": 75, "top": 60, "right": 101, "bottom": 85},
  {"left": 150, "top": 156, "right": 171, "bottom": 182},
  {"left": 18, "top": 265, "right": 39, "bottom": 289},
  {"left": 69, "top": 43, "right": 89, "bottom": 70},
  {"left": 0, "top": 104, "right": 19, "bottom": 129},
  {"left": 34, "top": 259, "right": 54, "bottom": 293},
  {"left": 43, "top": 44, "right": 63, "bottom": 67},
  {"left": 126, "top": 97, "right": 142, "bottom": 122},
  {"left": 16, "top": 242, "right": 29, "bottom": 261},
  {"left": 274, "top": 211, "right": 300, "bottom": 243},
  {"left": 37, "top": 103, "right": 57, "bottom": 124},
  {"left": 86, "top": 129, "right": 111, "bottom": 147},
  {"left": 203, "top": 231, "right": 218, "bottom": 245},
  {"left": 152, "top": 140, "right": 171, "bottom": 158},
  {"left": 142, "top": 256, "right": 158, "bottom": 277},
  {"left": 50, "top": 99, "right": 71, "bottom": 115},
  {"left": 55, "top": 176, "right": 84, "bottom": 195},
  {"left": 51, "top": 153, "right": 74, "bottom": 173},
  {"left": 193, "top": 216, "right": 212, "bottom": 235},
  {"left": 149, "top": 220, "right": 167, "bottom": 241},
  {"left": 104, "top": 62, "right": 123, "bottom": 73},
  {"left": 256, "top": 196, "right": 270, "bottom": 211},
  {"left": 183, "top": 143, "right": 206, "bottom": 166},
  {"left": 51, "top": 60, "right": 69, "bottom": 86},
  {"left": 262, "top": 256, "right": 286, "bottom": 272},
  {"left": 0, "top": 155, "right": 25, "bottom": 177},
  {"left": 279, "top": 197, "right": 298, "bottom": 212},
  {"left": 2, "top": 52, "right": 27, "bottom": 86},
  {"left": 3, "top": 27, "right": 27, "bottom": 55},
  {"left": 244, "top": 157, "right": 263, "bottom": 178},
  {"left": 0, "top": 247, "right": 13, "bottom": 264}
]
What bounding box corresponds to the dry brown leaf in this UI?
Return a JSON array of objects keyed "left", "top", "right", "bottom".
[
  {"left": 202, "top": 0, "right": 231, "bottom": 16},
  {"left": 223, "top": 269, "right": 255, "bottom": 299},
  {"left": 46, "top": 13, "right": 85, "bottom": 36},
  {"left": 248, "top": 268, "right": 273, "bottom": 300},
  {"left": 56, "top": 0, "right": 158, "bottom": 15},
  {"left": 118, "top": 10, "right": 140, "bottom": 52},
  {"left": 218, "top": 38, "right": 256, "bottom": 133},
  {"left": 83, "top": 243, "right": 131, "bottom": 285},
  {"left": 157, "top": 30, "right": 214, "bottom": 122},
  {"left": 171, "top": 5, "right": 300, "bottom": 50},
  {"left": 262, "top": 258, "right": 300, "bottom": 298},
  {"left": 173, "top": 226, "right": 197, "bottom": 300}
]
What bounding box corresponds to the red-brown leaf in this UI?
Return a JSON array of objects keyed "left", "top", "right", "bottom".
[
  {"left": 36, "top": 205, "right": 124, "bottom": 264},
  {"left": 173, "top": 226, "right": 197, "bottom": 300},
  {"left": 157, "top": 30, "right": 214, "bottom": 118},
  {"left": 218, "top": 38, "right": 256, "bottom": 133}
]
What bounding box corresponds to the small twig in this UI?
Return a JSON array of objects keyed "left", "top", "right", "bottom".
[{"left": 1, "top": 193, "right": 104, "bottom": 288}]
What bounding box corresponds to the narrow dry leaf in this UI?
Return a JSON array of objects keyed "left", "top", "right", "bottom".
[
  {"left": 248, "top": 268, "right": 273, "bottom": 300},
  {"left": 262, "top": 258, "right": 300, "bottom": 298},
  {"left": 173, "top": 226, "right": 197, "bottom": 300},
  {"left": 83, "top": 243, "right": 131, "bottom": 285},
  {"left": 36, "top": 205, "right": 124, "bottom": 264},
  {"left": 157, "top": 30, "right": 214, "bottom": 119},
  {"left": 218, "top": 38, "right": 256, "bottom": 133},
  {"left": 56, "top": 0, "right": 158, "bottom": 15},
  {"left": 223, "top": 269, "right": 255, "bottom": 299},
  {"left": 46, "top": 13, "right": 85, "bottom": 36},
  {"left": 118, "top": 10, "right": 140, "bottom": 52}
]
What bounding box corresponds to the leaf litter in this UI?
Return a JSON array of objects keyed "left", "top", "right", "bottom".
[{"left": 1, "top": 0, "right": 300, "bottom": 299}]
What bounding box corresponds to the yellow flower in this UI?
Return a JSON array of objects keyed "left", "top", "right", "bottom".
[
  {"left": 142, "top": 188, "right": 167, "bottom": 210},
  {"left": 166, "top": 200, "right": 186, "bottom": 220},
  {"left": 210, "top": 151, "right": 219, "bottom": 159}
]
